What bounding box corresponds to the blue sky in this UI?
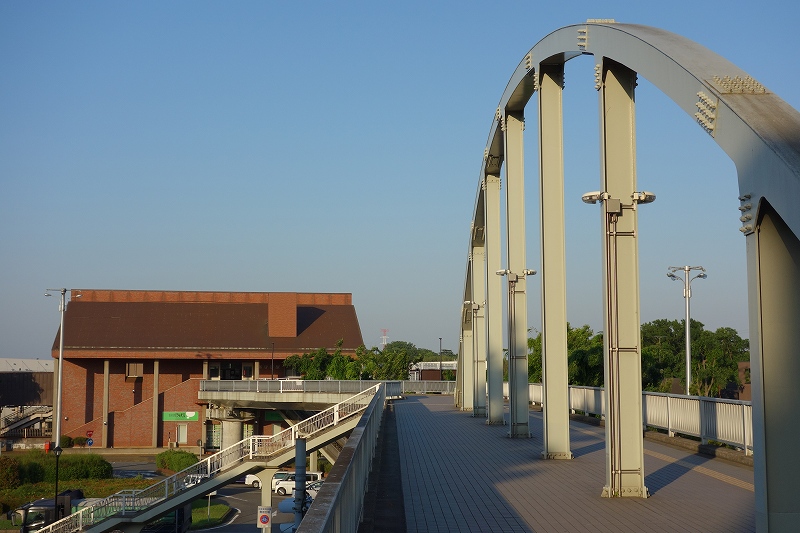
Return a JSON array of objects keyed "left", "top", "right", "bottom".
[{"left": 2, "top": 1, "right": 798, "bottom": 358}]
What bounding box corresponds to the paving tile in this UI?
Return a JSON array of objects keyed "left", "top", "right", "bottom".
[{"left": 394, "top": 395, "right": 755, "bottom": 533}]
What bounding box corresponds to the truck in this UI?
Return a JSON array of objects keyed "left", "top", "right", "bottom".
[{"left": 10, "top": 490, "right": 87, "bottom": 533}]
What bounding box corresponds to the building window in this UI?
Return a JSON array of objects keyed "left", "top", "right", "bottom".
[
  {"left": 126, "top": 362, "right": 144, "bottom": 380},
  {"left": 176, "top": 424, "right": 188, "bottom": 444},
  {"left": 209, "top": 363, "right": 220, "bottom": 380},
  {"left": 242, "top": 364, "right": 253, "bottom": 380}
]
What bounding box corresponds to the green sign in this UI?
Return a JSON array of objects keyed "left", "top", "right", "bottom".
[{"left": 162, "top": 411, "right": 199, "bottom": 421}]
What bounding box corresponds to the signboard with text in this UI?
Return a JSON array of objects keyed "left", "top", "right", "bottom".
[
  {"left": 162, "top": 411, "right": 199, "bottom": 421},
  {"left": 257, "top": 506, "right": 271, "bottom": 528}
]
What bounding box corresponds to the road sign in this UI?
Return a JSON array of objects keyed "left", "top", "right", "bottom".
[
  {"left": 87, "top": 438, "right": 94, "bottom": 446},
  {"left": 86, "top": 430, "right": 93, "bottom": 438},
  {"left": 257, "top": 506, "right": 271, "bottom": 528}
]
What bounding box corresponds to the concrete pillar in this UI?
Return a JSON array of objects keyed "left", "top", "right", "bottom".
[
  {"left": 102, "top": 360, "right": 109, "bottom": 448},
  {"left": 259, "top": 467, "right": 278, "bottom": 507},
  {"left": 749, "top": 205, "right": 800, "bottom": 531},
  {"left": 460, "top": 296, "right": 475, "bottom": 412},
  {"left": 221, "top": 420, "right": 243, "bottom": 450},
  {"left": 597, "top": 59, "right": 647, "bottom": 497},
  {"left": 472, "top": 243, "right": 487, "bottom": 417},
  {"left": 503, "top": 110, "right": 530, "bottom": 438},
  {"left": 484, "top": 174, "right": 505, "bottom": 425},
  {"left": 538, "top": 64, "right": 572, "bottom": 460},
  {"left": 152, "top": 360, "right": 160, "bottom": 448},
  {"left": 309, "top": 450, "right": 318, "bottom": 472}
]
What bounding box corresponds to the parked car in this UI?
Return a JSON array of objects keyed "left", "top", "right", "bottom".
[
  {"left": 244, "top": 474, "right": 263, "bottom": 488},
  {"left": 270, "top": 471, "right": 293, "bottom": 491},
  {"left": 275, "top": 472, "right": 323, "bottom": 495}
]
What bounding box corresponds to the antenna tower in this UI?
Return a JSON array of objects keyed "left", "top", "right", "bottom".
[{"left": 380, "top": 329, "right": 389, "bottom": 350}]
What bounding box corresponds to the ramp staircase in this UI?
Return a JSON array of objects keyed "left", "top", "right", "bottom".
[
  {"left": 0, "top": 406, "right": 52, "bottom": 437},
  {"left": 35, "top": 384, "right": 382, "bottom": 533}
]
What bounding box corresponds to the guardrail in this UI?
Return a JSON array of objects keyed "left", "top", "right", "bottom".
[
  {"left": 401, "top": 380, "right": 456, "bottom": 395},
  {"left": 34, "top": 385, "right": 382, "bottom": 533},
  {"left": 297, "top": 381, "right": 387, "bottom": 532},
  {"left": 200, "top": 379, "right": 402, "bottom": 398},
  {"left": 504, "top": 382, "right": 753, "bottom": 455}
]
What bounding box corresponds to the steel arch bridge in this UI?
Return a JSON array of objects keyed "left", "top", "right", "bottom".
[{"left": 456, "top": 21, "right": 800, "bottom": 532}]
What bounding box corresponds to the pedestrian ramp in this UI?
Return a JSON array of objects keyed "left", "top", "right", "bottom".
[{"left": 37, "top": 384, "right": 382, "bottom": 533}]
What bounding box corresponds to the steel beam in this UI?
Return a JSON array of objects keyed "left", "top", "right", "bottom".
[
  {"left": 472, "top": 243, "right": 487, "bottom": 417},
  {"left": 538, "top": 64, "right": 572, "bottom": 460},
  {"left": 503, "top": 111, "right": 530, "bottom": 438},
  {"left": 598, "top": 58, "right": 647, "bottom": 498},
  {"left": 749, "top": 205, "right": 800, "bottom": 531},
  {"left": 484, "top": 175, "right": 505, "bottom": 425}
]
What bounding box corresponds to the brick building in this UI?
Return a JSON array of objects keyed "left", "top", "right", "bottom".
[{"left": 51, "top": 289, "right": 363, "bottom": 450}]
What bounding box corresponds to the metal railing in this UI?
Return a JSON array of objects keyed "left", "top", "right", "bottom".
[
  {"left": 34, "top": 384, "right": 382, "bottom": 533},
  {"left": 200, "top": 379, "right": 402, "bottom": 398},
  {"left": 401, "top": 380, "right": 457, "bottom": 395},
  {"left": 504, "top": 382, "right": 753, "bottom": 455},
  {"left": 297, "top": 382, "right": 387, "bottom": 532}
]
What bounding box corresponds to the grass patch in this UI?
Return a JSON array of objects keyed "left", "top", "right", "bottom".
[{"left": 189, "top": 498, "right": 230, "bottom": 530}]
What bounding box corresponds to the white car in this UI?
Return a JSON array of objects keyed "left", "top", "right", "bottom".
[
  {"left": 244, "top": 474, "right": 262, "bottom": 488},
  {"left": 275, "top": 472, "right": 323, "bottom": 495}
]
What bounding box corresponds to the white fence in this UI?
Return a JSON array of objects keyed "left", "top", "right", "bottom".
[
  {"left": 502, "top": 383, "right": 753, "bottom": 455},
  {"left": 201, "top": 379, "right": 403, "bottom": 398}
]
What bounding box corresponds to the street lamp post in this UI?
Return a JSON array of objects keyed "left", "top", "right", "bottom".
[
  {"left": 45, "top": 289, "right": 75, "bottom": 450},
  {"left": 53, "top": 445, "right": 63, "bottom": 521},
  {"left": 439, "top": 337, "right": 443, "bottom": 381},
  {"left": 271, "top": 342, "right": 275, "bottom": 379},
  {"left": 45, "top": 288, "right": 80, "bottom": 518},
  {"left": 666, "top": 266, "right": 707, "bottom": 395}
]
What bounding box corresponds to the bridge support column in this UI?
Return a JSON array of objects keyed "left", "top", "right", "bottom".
[
  {"left": 484, "top": 174, "right": 505, "bottom": 425},
  {"left": 503, "top": 110, "right": 530, "bottom": 438},
  {"left": 749, "top": 204, "right": 800, "bottom": 532},
  {"left": 472, "top": 243, "right": 487, "bottom": 417},
  {"left": 460, "top": 316, "right": 475, "bottom": 412},
  {"left": 538, "top": 64, "right": 572, "bottom": 460},
  {"left": 259, "top": 467, "right": 278, "bottom": 507},
  {"left": 221, "top": 420, "right": 243, "bottom": 450},
  {"left": 597, "top": 59, "right": 647, "bottom": 497}
]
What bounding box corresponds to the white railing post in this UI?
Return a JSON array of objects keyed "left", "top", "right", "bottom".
[{"left": 667, "top": 396, "right": 675, "bottom": 437}]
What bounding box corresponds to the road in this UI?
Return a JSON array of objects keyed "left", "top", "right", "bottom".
[
  {"left": 213, "top": 483, "right": 295, "bottom": 533},
  {"left": 106, "top": 457, "right": 297, "bottom": 532}
]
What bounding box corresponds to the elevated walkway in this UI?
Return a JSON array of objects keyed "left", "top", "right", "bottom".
[
  {"left": 391, "top": 395, "right": 754, "bottom": 533},
  {"left": 35, "top": 385, "right": 382, "bottom": 533}
]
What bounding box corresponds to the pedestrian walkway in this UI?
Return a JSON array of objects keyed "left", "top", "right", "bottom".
[{"left": 394, "top": 395, "right": 754, "bottom": 533}]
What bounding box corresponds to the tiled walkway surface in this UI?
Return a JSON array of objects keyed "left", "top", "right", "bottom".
[{"left": 395, "top": 395, "right": 755, "bottom": 533}]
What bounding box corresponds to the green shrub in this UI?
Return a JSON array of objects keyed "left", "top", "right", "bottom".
[
  {"left": 156, "top": 450, "right": 198, "bottom": 472},
  {"left": 0, "top": 456, "right": 21, "bottom": 489},
  {"left": 59, "top": 435, "right": 74, "bottom": 448},
  {"left": 15, "top": 451, "right": 112, "bottom": 483},
  {"left": 58, "top": 455, "right": 113, "bottom": 480},
  {"left": 73, "top": 436, "right": 88, "bottom": 447}
]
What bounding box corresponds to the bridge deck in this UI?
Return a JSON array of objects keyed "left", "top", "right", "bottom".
[{"left": 394, "top": 395, "right": 754, "bottom": 533}]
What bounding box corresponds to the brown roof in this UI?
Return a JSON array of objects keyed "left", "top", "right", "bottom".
[{"left": 53, "top": 301, "right": 364, "bottom": 353}]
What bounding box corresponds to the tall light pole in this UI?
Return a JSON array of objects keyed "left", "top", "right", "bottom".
[
  {"left": 271, "top": 342, "right": 275, "bottom": 379},
  {"left": 45, "top": 288, "right": 78, "bottom": 523},
  {"left": 438, "top": 337, "right": 442, "bottom": 381},
  {"left": 666, "top": 266, "right": 707, "bottom": 395}
]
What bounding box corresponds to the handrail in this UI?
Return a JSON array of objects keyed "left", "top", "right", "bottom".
[{"left": 34, "top": 384, "right": 382, "bottom": 533}]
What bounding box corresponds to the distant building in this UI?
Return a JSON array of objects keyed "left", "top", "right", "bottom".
[
  {"left": 52, "top": 289, "right": 363, "bottom": 450},
  {"left": 0, "top": 358, "right": 53, "bottom": 407},
  {"left": 410, "top": 361, "right": 458, "bottom": 381}
]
